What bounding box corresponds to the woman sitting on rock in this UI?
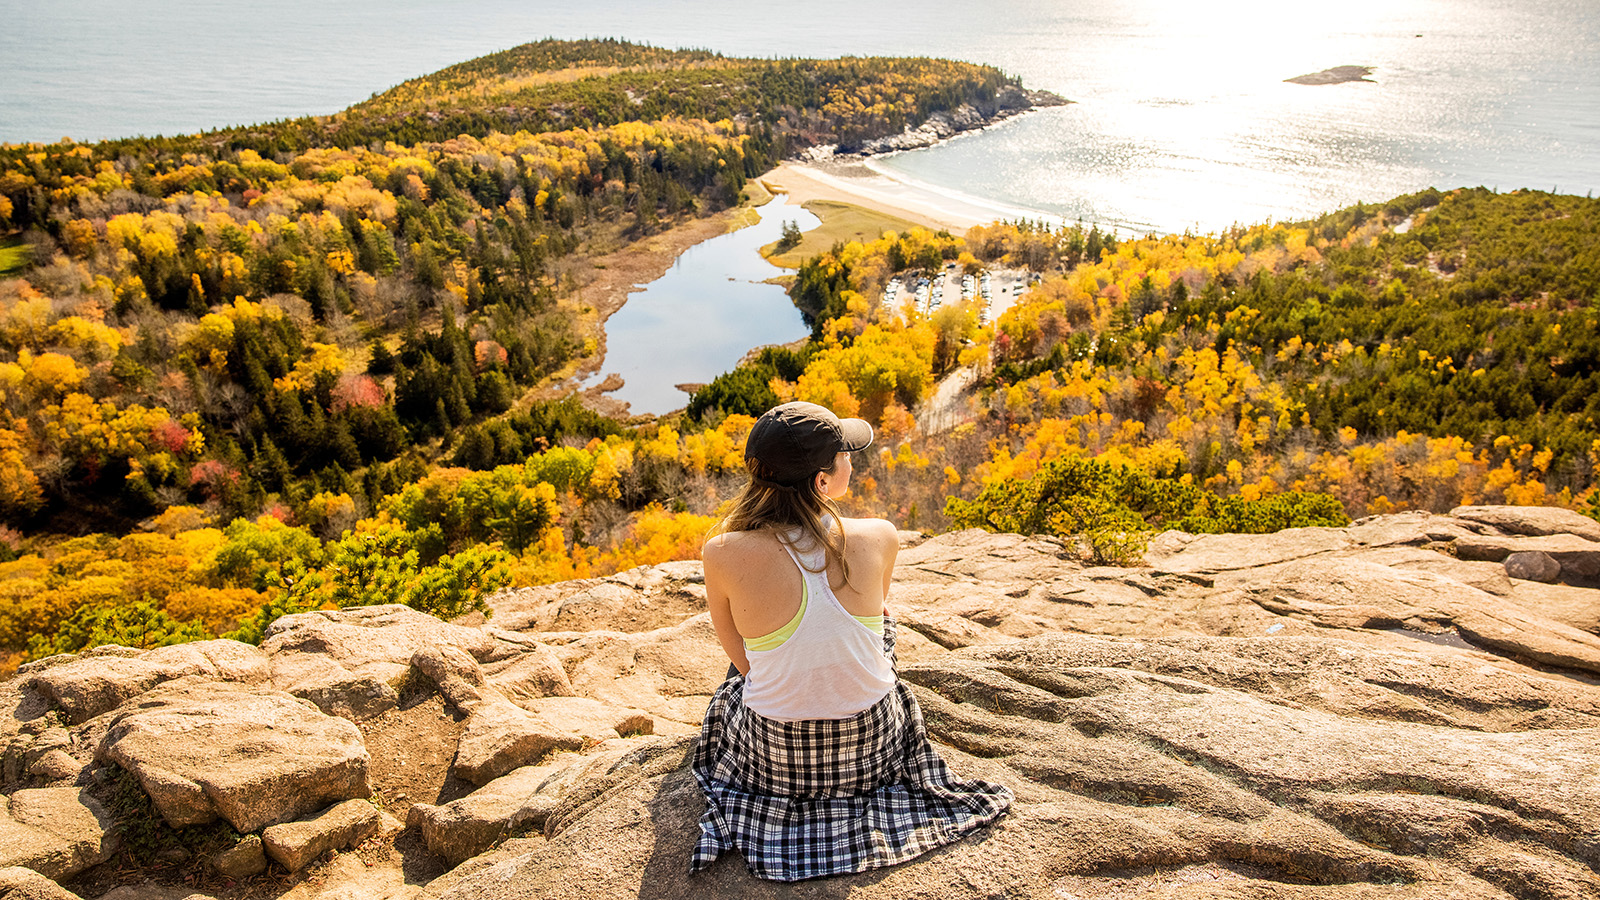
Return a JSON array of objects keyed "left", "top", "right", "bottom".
[{"left": 691, "top": 401, "right": 1012, "bottom": 881}]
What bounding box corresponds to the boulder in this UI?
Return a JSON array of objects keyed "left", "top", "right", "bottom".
[
  {"left": 422, "top": 641, "right": 653, "bottom": 786},
  {"left": 25, "top": 641, "right": 267, "bottom": 724},
  {"left": 141, "top": 640, "right": 270, "bottom": 683},
  {"left": 267, "top": 652, "right": 400, "bottom": 721},
  {"left": 608, "top": 561, "right": 702, "bottom": 592},
  {"left": 1505, "top": 550, "right": 1562, "bottom": 583},
  {"left": 0, "top": 787, "right": 116, "bottom": 880},
  {"left": 208, "top": 834, "right": 266, "bottom": 880},
  {"left": 262, "top": 606, "right": 504, "bottom": 667},
  {"left": 26, "top": 657, "right": 163, "bottom": 727},
  {"left": 483, "top": 645, "right": 575, "bottom": 706},
  {"left": 410, "top": 645, "right": 487, "bottom": 711},
  {"left": 94, "top": 681, "right": 370, "bottom": 832},
  {"left": 474, "top": 579, "right": 606, "bottom": 633},
  {"left": 523, "top": 697, "right": 652, "bottom": 740},
  {"left": 24, "top": 750, "right": 82, "bottom": 783},
  {"left": 555, "top": 616, "right": 728, "bottom": 727},
  {"left": 275, "top": 853, "right": 417, "bottom": 900},
  {"left": 4, "top": 725, "right": 85, "bottom": 786},
  {"left": 407, "top": 761, "right": 582, "bottom": 866},
  {"left": 264, "top": 606, "right": 511, "bottom": 721},
  {"left": 0, "top": 865, "right": 83, "bottom": 899},
  {"left": 552, "top": 583, "right": 666, "bottom": 632},
  {"left": 261, "top": 798, "right": 380, "bottom": 872},
  {"left": 451, "top": 700, "right": 583, "bottom": 786},
  {"left": 1451, "top": 505, "right": 1600, "bottom": 542}
]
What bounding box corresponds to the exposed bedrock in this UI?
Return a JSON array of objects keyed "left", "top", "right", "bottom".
[
  {"left": 424, "top": 631, "right": 1600, "bottom": 900},
  {"left": 92, "top": 682, "right": 372, "bottom": 833},
  {"left": 0, "top": 506, "right": 1593, "bottom": 899}
]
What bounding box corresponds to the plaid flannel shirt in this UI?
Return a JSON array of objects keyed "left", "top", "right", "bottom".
[{"left": 690, "top": 618, "right": 1013, "bottom": 881}]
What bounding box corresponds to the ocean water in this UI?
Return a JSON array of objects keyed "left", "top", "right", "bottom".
[
  {"left": 871, "top": 0, "right": 1600, "bottom": 234},
  {"left": 3, "top": 0, "right": 1595, "bottom": 236}
]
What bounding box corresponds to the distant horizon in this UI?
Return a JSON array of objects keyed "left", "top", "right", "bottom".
[{"left": 4, "top": 0, "right": 1595, "bottom": 234}]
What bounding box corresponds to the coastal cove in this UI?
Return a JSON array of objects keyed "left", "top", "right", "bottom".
[{"left": 580, "top": 98, "right": 1068, "bottom": 420}]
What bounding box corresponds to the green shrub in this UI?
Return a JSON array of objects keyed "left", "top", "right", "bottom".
[
  {"left": 945, "top": 457, "right": 1349, "bottom": 565},
  {"left": 29, "top": 601, "right": 208, "bottom": 658},
  {"left": 224, "top": 524, "right": 509, "bottom": 644}
]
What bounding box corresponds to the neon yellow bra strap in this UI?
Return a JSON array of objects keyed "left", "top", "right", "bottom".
[
  {"left": 744, "top": 580, "right": 883, "bottom": 651},
  {"left": 744, "top": 581, "right": 805, "bottom": 651}
]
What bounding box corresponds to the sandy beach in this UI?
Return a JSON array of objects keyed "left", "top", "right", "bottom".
[
  {"left": 545, "top": 155, "right": 1054, "bottom": 417},
  {"left": 760, "top": 161, "right": 1058, "bottom": 234}
]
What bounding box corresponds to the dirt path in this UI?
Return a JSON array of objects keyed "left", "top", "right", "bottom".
[{"left": 917, "top": 365, "right": 980, "bottom": 435}]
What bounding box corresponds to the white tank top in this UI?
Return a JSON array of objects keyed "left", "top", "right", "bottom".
[{"left": 741, "top": 531, "right": 896, "bottom": 722}]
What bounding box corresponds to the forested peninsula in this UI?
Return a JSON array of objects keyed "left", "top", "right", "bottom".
[{"left": 1, "top": 40, "right": 1598, "bottom": 676}]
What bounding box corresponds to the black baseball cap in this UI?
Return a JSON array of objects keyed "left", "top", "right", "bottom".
[{"left": 745, "top": 402, "right": 874, "bottom": 488}]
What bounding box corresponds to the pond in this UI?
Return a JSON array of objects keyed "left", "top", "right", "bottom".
[{"left": 591, "top": 194, "right": 819, "bottom": 416}]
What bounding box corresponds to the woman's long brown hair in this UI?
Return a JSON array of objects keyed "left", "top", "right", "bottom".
[{"left": 711, "top": 456, "right": 851, "bottom": 589}]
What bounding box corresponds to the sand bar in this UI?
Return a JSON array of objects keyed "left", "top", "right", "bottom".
[{"left": 761, "top": 161, "right": 1059, "bottom": 234}]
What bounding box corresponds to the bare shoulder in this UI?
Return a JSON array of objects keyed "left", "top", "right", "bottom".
[
  {"left": 703, "top": 529, "right": 781, "bottom": 566},
  {"left": 840, "top": 516, "right": 900, "bottom": 550}
]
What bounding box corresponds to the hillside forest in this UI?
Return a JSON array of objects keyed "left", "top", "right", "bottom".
[{"left": 2, "top": 41, "right": 1598, "bottom": 674}]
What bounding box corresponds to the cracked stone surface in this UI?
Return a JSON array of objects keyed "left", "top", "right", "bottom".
[{"left": 1, "top": 506, "right": 1596, "bottom": 899}]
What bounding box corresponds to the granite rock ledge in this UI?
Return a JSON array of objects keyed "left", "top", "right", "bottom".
[{"left": 0, "top": 505, "right": 1593, "bottom": 899}]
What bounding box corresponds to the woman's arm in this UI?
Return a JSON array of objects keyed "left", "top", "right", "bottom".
[
  {"left": 879, "top": 519, "right": 899, "bottom": 615},
  {"left": 702, "top": 541, "right": 751, "bottom": 676}
]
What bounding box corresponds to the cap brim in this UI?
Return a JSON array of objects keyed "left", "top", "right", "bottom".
[{"left": 838, "top": 417, "right": 874, "bottom": 452}]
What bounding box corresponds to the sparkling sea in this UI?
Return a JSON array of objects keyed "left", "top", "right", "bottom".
[{"left": 3, "top": 0, "right": 1596, "bottom": 236}]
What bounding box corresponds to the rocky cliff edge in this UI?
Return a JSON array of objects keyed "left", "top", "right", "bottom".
[{"left": 1, "top": 505, "right": 1597, "bottom": 900}]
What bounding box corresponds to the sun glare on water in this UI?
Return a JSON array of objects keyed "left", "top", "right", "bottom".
[{"left": 878, "top": 0, "right": 1480, "bottom": 234}]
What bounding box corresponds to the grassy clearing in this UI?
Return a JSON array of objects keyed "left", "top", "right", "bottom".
[
  {"left": 741, "top": 179, "right": 774, "bottom": 206},
  {"left": 725, "top": 180, "right": 776, "bottom": 232},
  {"left": 761, "top": 200, "right": 923, "bottom": 268},
  {"left": 0, "top": 237, "right": 28, "bottom": 276},
  {"left": 725, "top": 206, "right": 763, "bottom": 232}
]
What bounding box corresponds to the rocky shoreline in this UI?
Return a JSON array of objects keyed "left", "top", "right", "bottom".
[
  {"left": 805, "top": 87, "right": 1070, "bottom": 162},
  {"left": 1, "top": 504, "right": 1597, "bottom": 899}
]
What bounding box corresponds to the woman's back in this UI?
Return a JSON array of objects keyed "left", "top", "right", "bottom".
[
  {"left": 704, "top": 516, "right": 900, "bottom": 720},
  {"left": 705, "top": 515, "right": 897, "bottom": 634},
  {"left": 710, "top": 518, "right": 898, "bottom": 721}
]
